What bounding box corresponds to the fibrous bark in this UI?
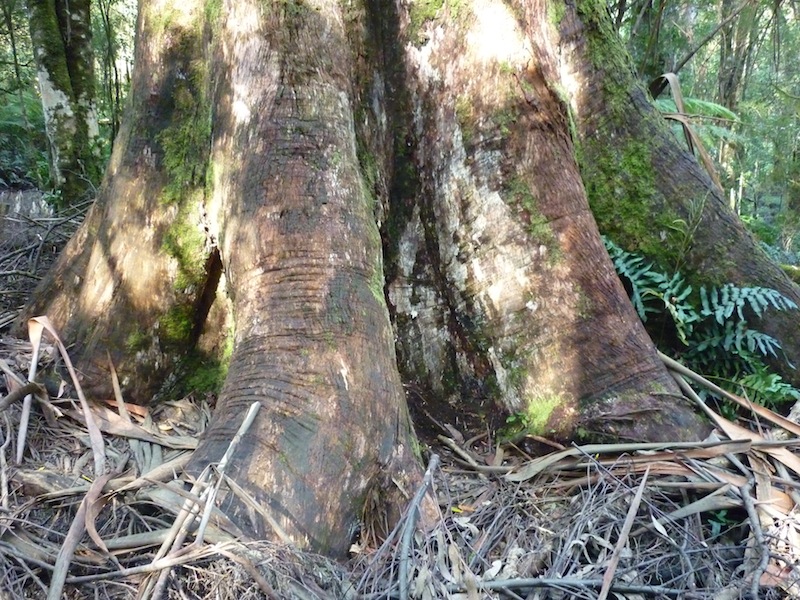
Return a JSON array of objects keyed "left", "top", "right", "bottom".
[
  {"left": 185, "top": 0, "right": 424, "bottom": 555},
  {"left": 368, "top": 0, "right": 705, "bottom": 442},
  {"left": 22, "top": 0, "right": 746, "bottom": 557},
  {"left": 21, "top": 0, "right": 427, "bottom": 556},
  {"left": 21, "top": 0, "right": 217, "bottom": 402}
]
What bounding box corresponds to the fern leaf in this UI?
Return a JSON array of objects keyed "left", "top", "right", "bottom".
[{"left": 700, "top": 287, "right": 711, "bottom": 315}]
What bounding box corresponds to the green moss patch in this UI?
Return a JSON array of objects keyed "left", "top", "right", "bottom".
[
  {"left": 502, "top": 176, "right": 560, "bottom": 261},
  {"left": 582, "top": 139, "right": 680, "bottom": 265}
]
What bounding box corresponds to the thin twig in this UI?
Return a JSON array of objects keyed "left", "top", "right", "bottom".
[
  {"left": 0, "top": 413, "right": 10, "bottom": 510},
  {"left": 437, "top": 434, "right": 489, "bottom": 478},
  {"left": 598, "top": 467, "right": 649, "bottom": 600},
  {"left": 194, "top": 401, "right": 261, "bottom": 546},
  {"left": 448, "top": 576, "right": 687, "bottom": 597},
  {"left": 65, "top": 543, "right": 229, "bottom": 584},
  {"left": 46, "top": 474, "right": 112, "bottom": 600},
  {"left": 399, "top": 453, "right": 439, "bottom": 600},
  {"left": 150, "top": 401, "right": 261, "bottom": 599},
  {"left": 740, "top": 479, "right": 770, "bottom": 598}
]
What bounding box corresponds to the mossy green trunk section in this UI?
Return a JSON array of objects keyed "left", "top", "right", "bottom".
[
  {"left": 560, "top": 0, "right": 800, "bottom": 385},
  {"left": 19, "top": 0, "right": 226, "bottom": 401},
  {"left": 26, "top": 0, "right": 101, "bottom": 205},
  {"left": 376, "top": 0, "right": 705, "bottom": 442}
]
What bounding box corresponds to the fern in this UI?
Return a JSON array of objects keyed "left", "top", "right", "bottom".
[
  {"left": 604, "top": 236, "right": 800, "bottom": 408},
  {"left": 700, "top": 284, "right": 797, "bottom": 323},
  {"left": 690, "top": 321, "right": 783, "bottom": 357},
  {"left": 737, "top": 370, "right": 800, "bottom": 407},
  {"left": 604, "top": 237, "right": 667, "bottom": 320}
]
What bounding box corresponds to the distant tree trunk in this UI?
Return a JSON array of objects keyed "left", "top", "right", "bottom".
[
  {"left": 27, "top": 0, "right": 101, "bottom": 205},
  {"left": 565, "top": 0, "right": 800, "bottom": 384},
  {"left": 716, "top": 0, "right": 760, "bottom": 113},
  {"left": 2, "top": 0, "right": 38, "bottom": 183}
]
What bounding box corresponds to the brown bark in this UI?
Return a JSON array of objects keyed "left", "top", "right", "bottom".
[
  {"left": 373, "top": 0, "right": 705, "bottom": 442},
  {"left": 21, "top": 0, "right": 738, "bottom": 557},
  {"left": 20, "top": 0, "right": 216, "bottom": 401},
  {"left": 20, "top": 0, "right": 426, "bottom": 556},
  {"left": 185, "top": 0, "right": 424, "bottom": 555}
]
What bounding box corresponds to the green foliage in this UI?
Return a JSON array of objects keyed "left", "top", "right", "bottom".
[
  {"left": 408, "top": 0, "right": 444, "bottom": 44},
  {"left": 0, "top": 90, "right": 49, "bottom": 187},
  {"left": 604, "top": 236, "right": 698, "bottom": 342},
  {"left": 618, "top": 0, "right": 800, "bottom": 255},
  {"left": 605, "top": 237, "right": 800, "bottom": 409},
  {"left": 737, "top": 368, "right": 800, "bottom": 406},
  {"left": 653, "top": 97, "right": 738, "bottom": 122}
]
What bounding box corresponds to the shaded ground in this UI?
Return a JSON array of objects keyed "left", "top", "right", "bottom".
[
  {"left": 0, "top": 190, "right": 87, "bottom": 330},
  {"left": 0, "top": 205, "right": 799, "bottom": 599}
]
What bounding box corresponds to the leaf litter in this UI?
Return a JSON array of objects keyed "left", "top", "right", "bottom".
[{"left": 1, "top": 208, "right": 800, "bottom": 598}]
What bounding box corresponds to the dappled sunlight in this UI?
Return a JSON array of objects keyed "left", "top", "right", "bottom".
[
  {"left": 397, "top": 0, "right": 589, "bottom": 435},
  {"left": 78, "top": 242, "right": 116, "bottom": 318},
  {"left": 467, "top": 0, "right": 532, "bottom": 66}
]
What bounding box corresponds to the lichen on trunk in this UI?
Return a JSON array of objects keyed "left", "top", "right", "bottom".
[{"left": 26, "top": 0, "right": 101, "bottom": 205}]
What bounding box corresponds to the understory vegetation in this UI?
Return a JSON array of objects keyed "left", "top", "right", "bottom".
[{"left": 605, "top": 236, "right": 800, "bottom": 413}]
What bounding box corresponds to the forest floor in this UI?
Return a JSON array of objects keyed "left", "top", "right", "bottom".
[{"left": 0, "top": 199, "right": 798, "bottom": 599}]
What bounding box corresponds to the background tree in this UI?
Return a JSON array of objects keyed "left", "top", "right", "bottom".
[
  {"left": 25, "top": 0, "right": 103, "bottom": 206},
  {"left": 601, "top": 0, "right": 800, "bottom": 395},
  {"left": 14, "top": 0, "right": 800, "bottom": 556},
  {"left": 0, "top": 0, "right": 47, "bottom": 188},
  {"left": 0, "top": 0, "right": 134, "bottom": 199}
]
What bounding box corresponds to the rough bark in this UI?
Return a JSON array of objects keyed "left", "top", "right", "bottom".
[
  {"left": 22, "top": 0, "right": 755, "bottom": 557},
  {"left": 20, "top": 0, "right": 219, "bottom": 401},
  {"left": 560, "top": 0, "right": 800, "bottom": 385},
  {"left": 20, "top": 0, "right": 427, "bottom": 557},
  {"left": 368, "top": 0, "right": 705, "bottom": 442},
  {"left": 185, "top": 0, "right": 425, "bottom": 555},
  {"left": 27, "top": 0, "right": 100, "bottom": 205}
]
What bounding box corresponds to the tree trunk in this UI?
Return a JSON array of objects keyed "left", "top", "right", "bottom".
[
  {"left": 361, "top": 0, "right": 705, "bottom": 443},
  {"left": 21, "top": 0, "right": 426, "bottom": 556},
  {"left": 21, "top": 0, "right": 219, "bottom": 402},
  {"left": 562, "top": 0, "right": 800, "bottom": 385},
  {"left": 184, "top": 0, "right": 427, "bottom": 554},
  {"left": 27, "top": 0, "right": 101, "bottom": 205},
  {"left": 21, "top": 0, "right": 762, "bottom": 556}
]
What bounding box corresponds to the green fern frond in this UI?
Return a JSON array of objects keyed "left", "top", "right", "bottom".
[
  {"left": 604, "top": 237, "right": 798, "bottom": 413},
  {"left": 700, "top": 284, "right": 797, "bottom": 324},
  {"left": 738, "top": 371, "right": 800, "bottom": 407},
  {"left": 692, "top": 321, "right": 783, "bottom": 358}
]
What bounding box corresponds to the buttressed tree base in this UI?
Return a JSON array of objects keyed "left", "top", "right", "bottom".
[{"left": 20, "top": 0, "right": 800, "bottom": 556}]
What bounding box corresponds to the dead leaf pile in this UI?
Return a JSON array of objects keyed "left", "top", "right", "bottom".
[{"left": 1, "top": 319, "right": 800, "bottom": 598}]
